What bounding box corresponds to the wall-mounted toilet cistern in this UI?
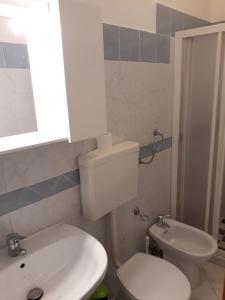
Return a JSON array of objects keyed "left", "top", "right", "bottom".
[{"left": 78, "top": 133, "right": 191, "bottom": 300}]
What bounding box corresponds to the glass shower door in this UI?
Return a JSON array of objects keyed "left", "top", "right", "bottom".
[{"left": 173, "top": 27, "right": 225, "bottom": 235}]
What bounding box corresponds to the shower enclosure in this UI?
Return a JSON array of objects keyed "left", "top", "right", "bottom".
[{"left": 172, "top": 23, "right": 225, "bottom": 260}]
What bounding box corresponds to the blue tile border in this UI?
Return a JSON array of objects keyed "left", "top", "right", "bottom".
[
  {"left": 0, "top": 43, "right": 30, "bottom": 69},
  {"left": 156, "top": 4, "right": 210, "bottom": 37},
  {"left": 140, "top": 137, "right": 172, "bottom": 159},
  {"left": 103, "top": 23, "right": 171, "bottom": 64},
  {"left": 0, "top": 138, "right": 172, "bottom": 216}
]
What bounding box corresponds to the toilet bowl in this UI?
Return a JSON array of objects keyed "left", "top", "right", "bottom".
[
  {"left": 149, "top": 218, "right": 217, "bottom": 289},
  {"left": 117, "top": 253, "right": 191, "bottom": 300}
]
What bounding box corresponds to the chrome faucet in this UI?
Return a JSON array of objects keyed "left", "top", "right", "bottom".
[
  {"left": 6, "top": 233, "right": 26, "bottom": 257},
  {"left": 155, "top": 215, "right": 171, "bottom": 229}
]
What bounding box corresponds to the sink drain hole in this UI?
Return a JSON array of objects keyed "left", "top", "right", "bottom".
[{"left": 27, "top": 288, "right": 44, "bottom": 300}]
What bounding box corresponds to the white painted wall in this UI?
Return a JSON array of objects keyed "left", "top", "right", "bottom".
[
  {"left": 158, "top": 0, "right": 211, "bottom": 21},
  {"left": 210, "top": 0, "right": 225, "bottom": 22},
  {"left": 80, "top": 0, "right": 156, "bottom": 32},
  {"left": 79, "top": 0, "right": 212, "bottom": 32}
]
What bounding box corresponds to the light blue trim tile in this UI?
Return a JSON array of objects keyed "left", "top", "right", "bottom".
[
  {"left": 30, "top": 176, "right": 60, "bottom": 198},
  {"left": 140, "top": 137, "right": 172, "bottom": 159},
  {"left": 156, "top": 4, "right": 172, "bottom": 36},
  {"left": 120, "top": 27, "right": 139, "bottom": 62},
  {"left": 0, "top": 43, "right": 4, "bottom": 67},
  {"left": 64, "top": 170, "right": 80, "bottom": 185},
  {"left": 0, "top": 188, "right": 43, "bottom": 216},
  {"left": 183, "top": 14, "right": 210, "bottom": 30},
  {"left": 140, "top": 31, "right": 157, "bottom": 63},
  {"left": 2, "top": 43, "right": 29, "bottom": 69},
  {"left": 103, "top": 24, "right": 120, "bottom": 61},
  {"left": 0, "top": 138, "right": 172, "bottom": 216},
  {"left": 54, "top": 176, "right": 75, "bottom": 194},
  {"left": 156, "top": 34, "right": 170, "bottom": 64},
  {"left": 171, "top": 9, "right": 185, "bottom": 37}
]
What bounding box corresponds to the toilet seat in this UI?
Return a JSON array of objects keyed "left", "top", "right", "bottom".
[{"left": 117, "top": 253, "right": 191, "bottom": 300}]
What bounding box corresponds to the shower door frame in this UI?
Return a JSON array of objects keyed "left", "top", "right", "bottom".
[{"left": 171, "top": 23, "right": 225, "bottom": 240}]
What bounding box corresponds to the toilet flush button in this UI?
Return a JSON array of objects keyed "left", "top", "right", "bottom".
[{"left": 27, "top": 288, "right": 44, "bottom": 300}]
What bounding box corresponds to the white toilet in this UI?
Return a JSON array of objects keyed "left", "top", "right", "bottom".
[
  {"left": 149, "top": 218, "right": 217, "bottom": 289},
  {"left": 78, "top": 140, "right": 191, "bottom": 299},
  {"left": 117, "top": 253, "right": 191, "bottom": 300}
]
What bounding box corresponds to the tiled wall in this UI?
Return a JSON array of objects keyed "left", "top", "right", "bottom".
[
  {"left": 156, "top": 3, "right": 210, "bottom": 36},
  {"left": 103, "top": 24, "right": 170, "bottom": 63},
  {"left": 0, "top": 17, "right": 36, "bottom": 138},
  {"left": 0, "top": 3, "right": 211, "bottom": 294}
]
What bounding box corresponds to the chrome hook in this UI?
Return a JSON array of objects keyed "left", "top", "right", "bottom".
[{"left": 153, "top": 128, "right": 164, "bottom": 142}]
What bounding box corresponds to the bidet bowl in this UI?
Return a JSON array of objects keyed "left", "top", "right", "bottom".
[{"left": 149, "top": 219, "right": 217, "bottom": 288}]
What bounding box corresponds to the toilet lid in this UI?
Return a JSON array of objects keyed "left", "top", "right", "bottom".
[{"left": 117, "top": 253, "right": 191, "bottom": 300}]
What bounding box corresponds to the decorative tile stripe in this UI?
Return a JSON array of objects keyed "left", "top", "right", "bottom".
[
  {"left": 140, "top": 137, "right": 172, "bottom": 159},
  {"left": 103, "top": 24, "right": 171, "bottom": 64},
  {"left": 0, "top": 170, "right": 80, "bottom": 216},
  {"left": 0, "top": 43, "right": 30, "bottom": 69},
  {"left": 0, "top": 137, "right": 172, "bottom": 216},
  {"left": 156, "top": 4, "right": 211, "bottom": 37}
]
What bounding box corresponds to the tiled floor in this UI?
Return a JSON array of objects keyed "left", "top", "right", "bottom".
[{"left": 191, "top": 262, "right": 225, "bottom": 300}]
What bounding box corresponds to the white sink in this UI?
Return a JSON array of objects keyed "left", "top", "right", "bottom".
[{"left": 0, "top": 223, "right": 108, "bottom": 300}]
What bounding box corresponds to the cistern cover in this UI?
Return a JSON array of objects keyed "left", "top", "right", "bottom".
[{"left": 117, "top": 253, "right": 191, "bottom": 300}]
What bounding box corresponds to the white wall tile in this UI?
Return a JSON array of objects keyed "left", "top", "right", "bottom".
[
  {"left": 2, "top": 139, "right": 96, "bottom": 193},
  {"left": 9, "top": 186, "right": 105, "bottom": 244},
  {"left": 105, "top": 61, "right": 173, "bottom": 146},
  {"left": 0, "top": 69, "right": 37, "bottom": 138}
]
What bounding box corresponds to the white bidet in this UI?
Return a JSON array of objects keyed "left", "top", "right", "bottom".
[{"left": 149, "top": 218, "right": 217, "bottom": 288}]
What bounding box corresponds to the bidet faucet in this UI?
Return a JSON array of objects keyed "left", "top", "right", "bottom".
[
  {"left": 155, "top": 215, "right": 171, "bottom": 229},
  {"left": 6, "top": 233, "right": 26, "bottom": 257}
]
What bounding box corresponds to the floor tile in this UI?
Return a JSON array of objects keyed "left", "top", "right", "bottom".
[
  {"left": 203, "top": 262, "right": 224, "bottom": 300},
  {"left": 191, "top": 267, "right": 219, "bottom": 300}
]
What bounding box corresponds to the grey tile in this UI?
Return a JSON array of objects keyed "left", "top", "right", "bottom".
[
  {"left": 54, "top": 176, "right": 75, "bottom": 194},
  {"left": 0, "top": 43, "right": 4, "bottom": 67},
  {"left": 119, "top": 27, "right": 139, "bottom": 62},
  {"left": 2, "top": 43, "right": 29, "bottom": 69},
  {"left": 183, "top": 14, "right": 210, "bottom": 30},
  {"left": 103, "top": 24, "right": 120, "bottom": 60},
  {"left": 30, "top": 176, "right": 60, "bottom": 198},
  {"left": 0, "top": 188, "right": 43, "bottom": 216},
  {"left": 30, "top": 174, "right": 76, "bottom": 199},
  {"left": 156, "top": 34, "right": 170, "bottom": 64},
  {"left": 156, "top": 4, "right": 172, "bottom": 36},
  {"left": 140, "top": 137, "right": 172, "bottom": 159},
  {"left": 171, "top": 9, "right": 185, "bottom": 36},
  {"left": 64, "top": 170, "right": 80, "bottom": 185},
  {"left": 140, "top": 31, "right": 157, "bottom": 63}
]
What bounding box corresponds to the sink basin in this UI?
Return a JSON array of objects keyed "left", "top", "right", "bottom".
[{"left": 0, "top": 223, "right": 108, "bottom": 300}]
